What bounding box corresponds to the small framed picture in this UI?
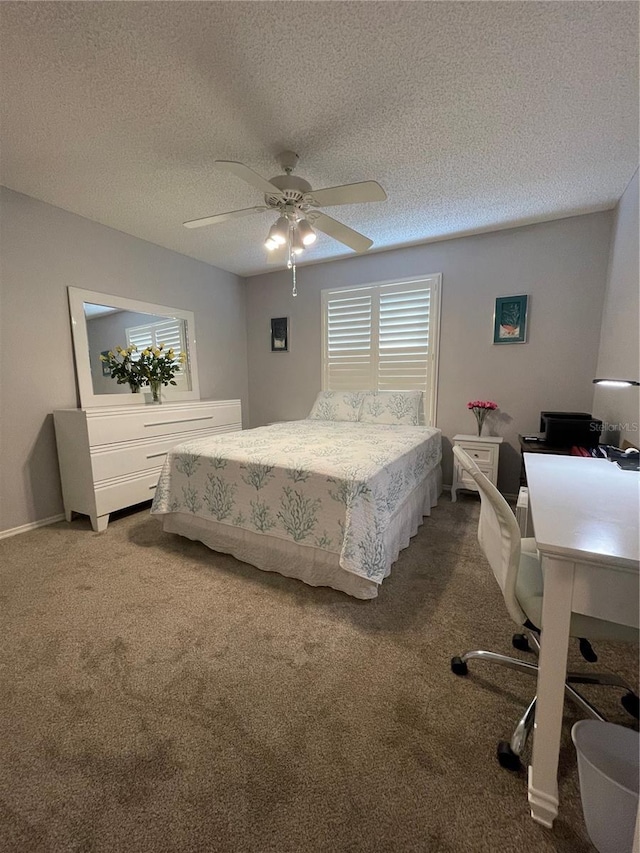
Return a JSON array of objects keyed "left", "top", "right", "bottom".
[
  {"left": 270, "top": 317, "right": 289, "bottom": 352},
  {"left": 493, "top": 295, "right": 529, "bottom": 344},
  {"left": 100, "top": 350, "right": 111, "bottom": 376}
]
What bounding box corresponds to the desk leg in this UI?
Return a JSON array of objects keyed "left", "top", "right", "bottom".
[{"left": 528, "top": 556, "right": 575, "bottom": 828}]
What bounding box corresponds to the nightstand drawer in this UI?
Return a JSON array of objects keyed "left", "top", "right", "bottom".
[
  {"left": 455, "top": 444, "right": 495, "bottom": 464},
  {"left": 456, "top": 462, "right": 493, "bottom": 488},
  {"left": 451, "top": 433, "right": 503, "bottom": 502}
]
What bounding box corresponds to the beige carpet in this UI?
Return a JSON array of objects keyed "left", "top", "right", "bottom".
[{"left": 0, "top": 496, "right": 637, "bottom": 853}]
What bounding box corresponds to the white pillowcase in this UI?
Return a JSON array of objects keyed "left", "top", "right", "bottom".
[
  {"left": 359, "top": 391, "right": 422, "bottom": 426},
  {"left": 307, "top": 390, "right": 368, "bottom": 422}
]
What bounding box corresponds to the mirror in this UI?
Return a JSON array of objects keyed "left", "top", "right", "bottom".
[{"left": 68, "top": 287, "right": 201, "bottom": 408}]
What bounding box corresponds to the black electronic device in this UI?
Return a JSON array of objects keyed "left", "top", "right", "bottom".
[{"left": 539, "top": 411, "right": 603, "bottom": 448}]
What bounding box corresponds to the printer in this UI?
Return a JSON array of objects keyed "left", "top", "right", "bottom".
[{"left": 539, "top": 412, "right": 603, "bottom": 447}]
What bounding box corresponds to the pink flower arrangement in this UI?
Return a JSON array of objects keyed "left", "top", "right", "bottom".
[{"left": 467, "top": 400, "right": 498, "bottom": 435}]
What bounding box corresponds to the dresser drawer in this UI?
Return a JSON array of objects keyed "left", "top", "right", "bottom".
[
  {"left": 90, "top": 426, "right": 234, "bottom": 482},
  {"left": 86, "top": 402, "right": 241, "bottom": 446},
  {"left": 455, "top": 443, "right": 496, "bottom": 465},
  {"left": 94, "top": 469, "right": 163, "bottom": 516}
]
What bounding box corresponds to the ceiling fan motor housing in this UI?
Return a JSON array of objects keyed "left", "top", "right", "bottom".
[{"left": 265, "top": 174, "right": 312, "bottom": 208}]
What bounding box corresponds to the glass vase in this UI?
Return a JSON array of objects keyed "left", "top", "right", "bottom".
[
  {"left": 128, "top": 382, "right": 140, "bottom": 394},
  {"left": 149, "top": 379, "right": 162, "bottom": 404},
  {"left": 474, "top": 409, "right": 488, "bottom": 436}
]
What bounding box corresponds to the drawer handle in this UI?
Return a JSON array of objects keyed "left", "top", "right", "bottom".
[
  {"left": 149, "top": 484, "right": 157, "bottom": 491},
  {"left": 473, "top": 452, "right": 479, "bottom": 457},
  {"left": 143, "top": 416, "right": 214, "bottom": 427},
  {"left": 146, "top": 451, "right": 168, "bottom": 460}
]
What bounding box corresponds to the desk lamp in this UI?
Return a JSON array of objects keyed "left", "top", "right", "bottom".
[
  {"left": 592, "top": 378, "right": 640, "bottom": 469},
  {"left": 592, "top": 379, "right": 640, "bottom": 387}
]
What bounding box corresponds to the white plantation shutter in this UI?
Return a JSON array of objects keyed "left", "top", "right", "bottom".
[
  {"left": 126, "top": 318, "right": 187, "bottom": 379},
  {"left": 322, "top": 275, "right": 441, "bottom": 425},
  {"left": 325, "top": 290, "right": 374, "bottom": 390}
]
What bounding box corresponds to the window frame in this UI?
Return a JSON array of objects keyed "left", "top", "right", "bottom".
[{"left": 321, "top": 274, "right": 442, "bottom": 427}]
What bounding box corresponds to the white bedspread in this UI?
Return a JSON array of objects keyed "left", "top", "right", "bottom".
[{"left": 151, "top": 420, "right": 441, "bottom": 584}]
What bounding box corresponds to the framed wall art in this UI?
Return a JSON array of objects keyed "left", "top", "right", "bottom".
[
  {"left": 270, "top": 317, "right": 289, "bottom": 352},
  {"left": 100, "top": 350, "right": 112, "bottom": 376},
  {"left": 493, "top": 295, "right": 528, "bottom": 344}
]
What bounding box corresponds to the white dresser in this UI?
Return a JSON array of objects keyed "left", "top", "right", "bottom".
[
  {"left": 54, "top": 399, "right": 242, "bottom": 531},
  {"left": 451, "top": 434, "right": 503, "bottom": 501}
]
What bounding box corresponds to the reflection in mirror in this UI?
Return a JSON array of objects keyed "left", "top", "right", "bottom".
[
  {"left": 68, "top": 287, "right": 200, "bottom": 408},
  {"left": 84, "top": 303, "right": 192, "bottom": 396}
]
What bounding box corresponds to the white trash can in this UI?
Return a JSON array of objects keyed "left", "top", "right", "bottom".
[{"left": 572, "top": 720, "right": 639, "bottom": 853}]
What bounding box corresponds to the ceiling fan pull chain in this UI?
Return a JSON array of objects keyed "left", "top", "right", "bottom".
[{"left": 292, "top": 262, "right": 297, "bottom": 297}]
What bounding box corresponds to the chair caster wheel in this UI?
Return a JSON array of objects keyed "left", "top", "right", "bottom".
[
  {"left": 579, "top": 638, "right": 598, "bottom": 663},
  {"left": 451, "top": 657, "right": 468, "bottom": 676},
  {"left": 512, "top": 633, "right": 531, "bottom": 653},
  {"left": 621, "top": 692, "right": 640, "bottom": 720},
  {"left": 497, "top": 741, "right": 522, "bottom": 772}
]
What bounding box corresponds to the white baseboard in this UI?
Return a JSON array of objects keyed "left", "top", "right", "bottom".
[{"left": 0, "top": 513, "right": 65, "bottom": 540}]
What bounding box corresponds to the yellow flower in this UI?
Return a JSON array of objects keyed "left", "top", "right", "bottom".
[
  {"left": 108, "top": 351, "right": 115, "bottom": 358},
  {"left": 99, "top": 354, "right": 107, "bottom": 362},
  {"left": 159, "top": 342, "right": 165, "bottom": 350},
  {"left": 143, "top": 349, "right": 150, "bottom": 356},
  {"left": 179, "top": 352, "right": 187, "bottom": 364},
  {"left": 152, "top": 347, "right": 160, "bottom": 357},
  {"left": 127, "top": 345, "right": 135, "bottom": 354},
  {"left": 115, "top": 345, "right": 122, "bottom": 353}
]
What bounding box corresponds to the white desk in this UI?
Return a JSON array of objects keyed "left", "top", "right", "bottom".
[{"left": 524, "top": 454, "right": 639, "bottom": 828}]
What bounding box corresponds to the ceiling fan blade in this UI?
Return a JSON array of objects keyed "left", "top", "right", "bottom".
[
  {"left": 183, "top": 206, "right": 268, "bottom": 229},
  {"left": 215, "top": 161, "right": 284, "bottom": 197},
  {"left": 308, "top": 212, "right": 373, "bottom": 253},
  {"left": 303, "top": 180, "right": 386, "bottom": 208}
]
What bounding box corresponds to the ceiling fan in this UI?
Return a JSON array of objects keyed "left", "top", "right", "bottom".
[{"left": 183, "top": 151, "right": 387, "bottom": 261}]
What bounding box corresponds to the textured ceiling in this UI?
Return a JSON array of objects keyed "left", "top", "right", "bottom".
[{"left": 1, "top": 2, "right": 638, "bottom": 276}]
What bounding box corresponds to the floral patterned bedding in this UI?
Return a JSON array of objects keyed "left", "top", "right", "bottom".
[{"left": 151, "top": 420, "right": 441, "bottom": 584}]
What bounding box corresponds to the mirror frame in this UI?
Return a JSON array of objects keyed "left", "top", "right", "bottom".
[{"left": 68, "top": 287, "right": 201, "bottom": 408}]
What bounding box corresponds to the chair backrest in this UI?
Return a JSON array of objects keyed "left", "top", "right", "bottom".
[{"left": 452, "top": 446, "right": 527, "bottom": 625}]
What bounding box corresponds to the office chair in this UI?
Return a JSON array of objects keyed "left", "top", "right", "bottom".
[{"left": 450, "top": 445, "right": 639, "bottom": 771}]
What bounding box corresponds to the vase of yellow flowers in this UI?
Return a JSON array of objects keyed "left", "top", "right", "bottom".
[
  {"left": 100, "top": 344, "right": 186, "bottom": 403},
  {"left": 137, "top": 344, "right": 187, "bottom": 404}
]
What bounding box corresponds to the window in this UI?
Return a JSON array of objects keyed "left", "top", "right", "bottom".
[
  {"left": 126, "top": 318, "right": 188, "bottom": 382},
  {"left": 321, "top": 275, "right": 441, "bottom": 425}
]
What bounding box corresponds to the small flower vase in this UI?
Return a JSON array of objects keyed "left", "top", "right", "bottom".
[
  {"left": 149, "top": 379, "right": 162, "bottom": 404},
  {"left": 474, "top": 409, "right": 488, "bottom": 436}
]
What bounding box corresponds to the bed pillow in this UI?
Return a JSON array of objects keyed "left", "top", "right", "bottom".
[
  {"left": 359, "top": 391, "right": 422, "bottom": 426},
  {"left": 307, "top": 390, "right": 369, "bottom": 422}
]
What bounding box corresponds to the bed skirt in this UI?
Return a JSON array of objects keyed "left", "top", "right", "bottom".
[{"left": 160, "top": 464, "right": 442, "bottom": 599}]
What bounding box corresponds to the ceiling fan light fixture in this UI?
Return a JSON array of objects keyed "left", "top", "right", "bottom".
[
  {"left": 297, "top": 219, "right": 317, "bottom": 246},
  {"left": 270, "top": 217, "right": 289, "bottom": 246},
  {"left": 264, "top": 236, "right": 278, "bottom": 251},
  {"left": 290, "top": 228, "right": 305, "bottom": 255}
]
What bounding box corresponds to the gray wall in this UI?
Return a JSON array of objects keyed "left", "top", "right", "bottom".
[
  {"left": 592, "top": 170, "right": 640, "bottom": 447},
  {"left": 0, "top": 187, "right": 249, "bottom": 533},
  {"left": 245, "top": 212, "right": 613, "bottom": 495}
]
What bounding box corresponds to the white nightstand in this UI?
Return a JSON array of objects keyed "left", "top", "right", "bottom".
[{"left": 451, "top": 434, "right": 503, "bottom": 501}]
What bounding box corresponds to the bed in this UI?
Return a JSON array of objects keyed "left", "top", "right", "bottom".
[{"left": 151, "top": 394, "right": 442, "bottom": 599}]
